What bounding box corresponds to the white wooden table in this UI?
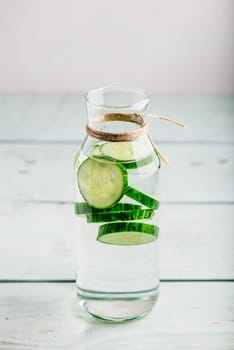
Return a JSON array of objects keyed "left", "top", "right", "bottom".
[{"left": 0, "top": 95, "right": 233, "bottom": 349}]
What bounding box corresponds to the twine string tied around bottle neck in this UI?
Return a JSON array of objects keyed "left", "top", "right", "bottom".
[{"left": 86, "top": 113, "right": 186, "bottom": 166}]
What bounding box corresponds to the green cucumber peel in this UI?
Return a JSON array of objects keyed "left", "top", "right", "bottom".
[
  {"left": 97, "top": 222, "right": 159, "bottom": 245},
  {"left": 75, "top": 202, "right": 142, "bottom": 215},
  {"left": 126, "top": 186, "right": 160, "bottom": 209},
  {"left": 87, "top": 208, "right": 154, "bottom": 223}
]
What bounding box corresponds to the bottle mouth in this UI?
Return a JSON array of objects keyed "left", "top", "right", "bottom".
[{"left": 85, "top": 86, "right": 150, "bottom": 109}]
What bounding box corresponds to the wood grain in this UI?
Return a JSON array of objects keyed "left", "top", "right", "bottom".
[
  {"left": 0, "top": 95, "right": 233, "bottom": 349},
  {"left": 0, "top": 143, "right": 233, "bottom": 202},
  {"left": 0, "top": 282, "right": 233, "bottom": 349},
  {"left": 0, "top": 202, "right": 233, "bottom": 280},
  {"left": 0, "top": 95, "right": 233, "bottom": 142}
]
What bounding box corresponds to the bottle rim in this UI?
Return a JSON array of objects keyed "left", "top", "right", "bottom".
[{"left": 85, "top": 86, "right": 150, "bottom": 109}]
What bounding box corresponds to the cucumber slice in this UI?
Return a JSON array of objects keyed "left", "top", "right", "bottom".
[
  {"left": 75, "top": 202, "right": 142, "bottom": 215},
  {"left": 100, "top": 142, "right": 149, "bottom": 161},
  {"left": 97, "top": 222, "right": 159, "bottom": 245},
  {"left": 126, "top": 186, "right": 160, "bottom": 209},
  {"left": 77, "top": 158, "right": 128, "bottom": 209},
  {"left": 90, "top": 143, "right": 104, "bottom": 157},
  {"left": 100, "top": 142, "right": 154, "bottom": 169},
  {"left": 87, "top": 209, "right": 154, "bottom": 223}
]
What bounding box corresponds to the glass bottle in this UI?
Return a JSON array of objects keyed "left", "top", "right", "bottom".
[{"left": 74, "top": 87, "right": 160, "bottom": 322}]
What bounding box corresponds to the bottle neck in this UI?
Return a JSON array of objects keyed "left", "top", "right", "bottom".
[{"left": 86, "top": 113, "right": 149, "bottom": 142}]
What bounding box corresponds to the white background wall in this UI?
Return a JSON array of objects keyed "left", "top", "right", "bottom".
[{"left": 0, "top": 0, "right": 232, "bottom": 94}]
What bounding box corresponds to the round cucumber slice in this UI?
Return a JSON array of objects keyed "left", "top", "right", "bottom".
[
  {"left": 75, "top": 202, "right": 142, "bottom": 215},
  {"left": 90, "top": 143, "right": 104, "bottom": 157},
  {"left": 100, "top": 142, "right": 154, "bottom": 169},
  {"left": 97, "top": 222, "right": 159, "bottom": 245},
  {"left": 126, "top": 186, "right": 160, "bottom": 209},
  {"left": 87, "top": 209, "right": 154, "bottom": 223},
  {"left": 77, "top": 158, "right": 128, "bottom": 209}
]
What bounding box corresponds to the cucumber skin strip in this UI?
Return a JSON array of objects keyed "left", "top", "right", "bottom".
[
  {"left": 75, "top": 202, "right": 142, "bottom": 215},
  {"left": 86, "top": 209, "right": 154, "bottom": 223},
  {"left": 126, "top": 186, "right": 160, "bottom": 209},
  {"left": 98, "top": 222, "right": 159, "bottom": 236}
]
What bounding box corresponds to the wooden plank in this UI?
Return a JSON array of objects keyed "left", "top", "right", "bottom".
[
  {"left": 0, "top": 202, "right": 233, "bottom": 280},
  {"left": 0, "top": 95, "right": 233, "bottom": 142},
  {"left": 0, "top": 202, "right": 76, "bottom": 280},
  {"left": 0, "top": 282, "right": 233, "bottom": 349},
  {"left": 0, "top": 144, "right": 233, "bottom": 202},
  {"left": 149, "top": 95, "right": 234, "bottom": 143}
]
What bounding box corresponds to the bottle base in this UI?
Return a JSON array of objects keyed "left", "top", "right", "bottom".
[{"left": 77, "top": 287, "right": 159, "bottom": 322}]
